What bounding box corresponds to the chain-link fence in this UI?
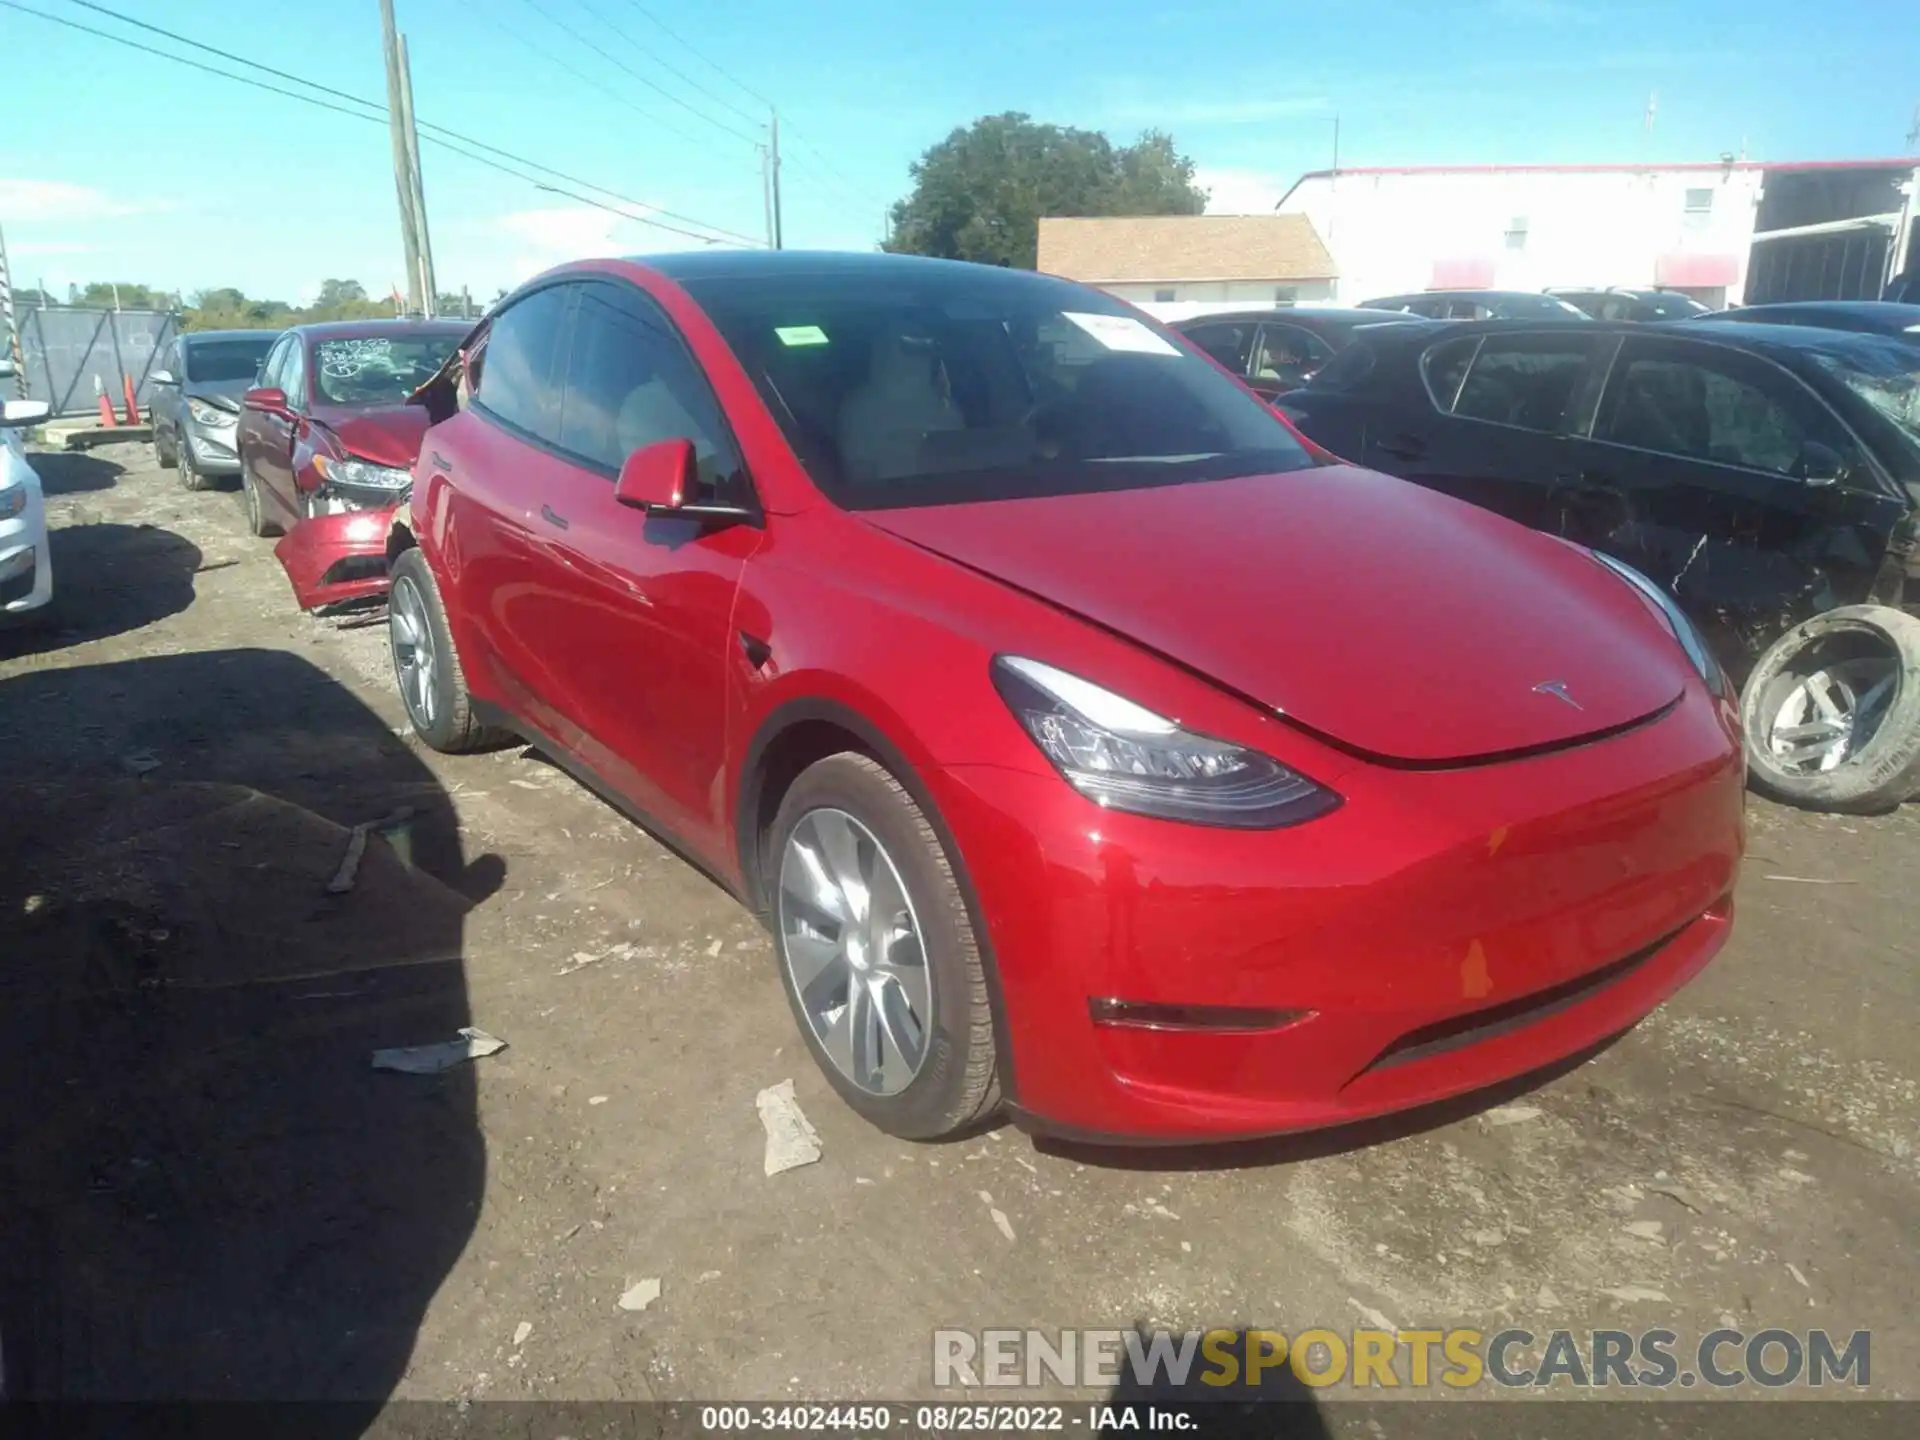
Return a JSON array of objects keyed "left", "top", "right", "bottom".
[{"left": 11, "top": 307, "right": 181, "bottom": 418}]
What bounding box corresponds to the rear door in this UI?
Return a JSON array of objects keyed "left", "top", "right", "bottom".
[
  {"left": 1360, "top": 329, "right": 1612, "bottom": 531},
  {"left": 1181, "top": 319, "right": 1258, "bottom": 382},
  {"left": 435, "top": 283, "right": 576, "bottom": 739},
  {"left": 1562, "top": 333, "right": 1901, "bottom": 669}
]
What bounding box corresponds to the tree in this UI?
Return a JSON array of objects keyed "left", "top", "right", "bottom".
[
  {"left": 885, "top": 113, "right": 1207, "bottom": 270},
  {"left": 76, "top": 280, "right": 167, "bottom": 310},
  {"left": 313, "top": 278, "right": 367, "bottom": 309}
]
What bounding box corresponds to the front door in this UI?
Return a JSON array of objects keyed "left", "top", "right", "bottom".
[
  {"left": 236, "top": 335, "right": 292, "bottom": 493},
  {"left": 252, "top": 338, "right": 308, "bottom": 528}
]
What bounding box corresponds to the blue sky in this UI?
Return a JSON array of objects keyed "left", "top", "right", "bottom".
[{"left": 4, "top": 0, "right": 1916, "bottom": 305}]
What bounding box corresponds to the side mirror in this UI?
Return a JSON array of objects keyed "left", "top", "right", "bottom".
[
  {"left": 150, "top": 368, "right": 176, "bottom": 386},
  {"left": 1798, "top": 440, "right": 1849, "bottom": 488},
  {"left": 614, "top": 438, "right": 755, "bottom": 523},
  {"left": 243, "top": 386, "right": 289, "bottom": 416},
  {"left": 1, "top": 398, "right": 51, "bottom": 428}
]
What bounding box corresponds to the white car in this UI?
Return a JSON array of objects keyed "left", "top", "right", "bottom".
[{"left": 0, "top": 359, "right": 53, "bottom": 624}]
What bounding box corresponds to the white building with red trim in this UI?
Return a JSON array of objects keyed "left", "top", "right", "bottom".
[{"left": 1275, "top": 158, "right": 1920, "bottom": 308}]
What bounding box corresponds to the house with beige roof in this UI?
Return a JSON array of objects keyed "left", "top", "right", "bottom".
[{"left": 1035, "top": 215, "right": 1338, "bottom": 317}]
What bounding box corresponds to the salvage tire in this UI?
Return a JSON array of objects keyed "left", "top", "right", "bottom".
[
  {"left": 387, "top": 547, "right": 511, "bottom": 753},
  {"left": 766, "top": 752, "right": 1001, "bottom": 1140},
  {"left": 1741, "top": 604, "right": 1920, "bottom": 813},
  {"left": 178, "top": 441, "right": 212, "bottom": 493},
  {"left": 240, "top": 461, "right": 281, "bottom": 537}
]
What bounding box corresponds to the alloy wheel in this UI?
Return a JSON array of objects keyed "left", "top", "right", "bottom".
[
  {"left": 1764, "top": 655, "right": 1899, "bottom": 774},
  {"left": 389, "top": 574, "right": 439, "bottom": 730},
  {"left": 243, "top": 471, "right": 262, "bottom": 532},
  {"left": 777, "top": 807, "right": 932, "bottom": 1097}
]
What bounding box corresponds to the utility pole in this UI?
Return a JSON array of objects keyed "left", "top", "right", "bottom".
[
  {"left": 760, "top": 144, "right": 776, "bottom": 249},
  {"left": 398, "top": 32, "right": 437, "bottom": 316},
  {"left": 770, "top": 109, "right": 784, "bottom": 250},
  {"left": 0, "top": 218, "right": 25, "bottom": 398},
  {"left": 380, "top": 0, "right": 424, "bottom": 316}
]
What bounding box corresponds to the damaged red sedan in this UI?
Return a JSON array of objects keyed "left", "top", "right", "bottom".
[
  {"left": 237, "top": 319, "right": 467, "bottom": 609},
  {"left": 388, "top": 252, "right": 1744, "bottom": 1143}
]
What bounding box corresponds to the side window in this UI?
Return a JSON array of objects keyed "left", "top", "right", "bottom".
[
  {"left": 1253, "top": 324, "right": 1334, "bottom": 383},
  {"left": 558, "top": 281, "right": 744, "bottom": 498},
  {"left": 1183, "top": 322, "right": 1255, "bottom": 374},
  {"left": 282, "top": 343, "right": 308, "bottom": 410},
  {"left": 259, "top": 337, "right": 290, "bottom": 392},
  {"left": 1452, "top": 334, "right": 1595, "bottom": 433},
  {"left": 1308, "top": 339, "right": 1378, "bottom": 393},
  {"left": 1597, "top": 341, "right": 1859, "bottom": 478},
  {"left": 1421, "top": 336, "right": 1480, "bottom": 410},
  {"left": 474, "top": 286, "right": 572, "bottom": 444},
  {"left": 159, "top": 340, "right": 179, "bottom": 376}
]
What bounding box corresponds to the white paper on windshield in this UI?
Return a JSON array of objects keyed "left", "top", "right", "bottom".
[{"left": 1061, "top": 312, "right": 1182, "bottom": 356}]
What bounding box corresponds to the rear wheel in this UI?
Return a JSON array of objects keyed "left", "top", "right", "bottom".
[
  {"left": 768, "top": 752, "right": 1000, "bottom": 1140},
  {"left": 1741, "top": 604, "right": 1920, "bottom": 812},
  {"left": 387, "top": 546, "right": 510, "bottom": 753}
]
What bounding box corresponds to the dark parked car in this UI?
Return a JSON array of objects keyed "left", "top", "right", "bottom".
[
  {"left": 1358, "top": 290, "right": 1593, "bottom": 321},
  {"left": 1693, "top": 301, "right": 1920, "bottom": 338},
  {"left": 149, "top": 329, "right": 281, "bottom": 489},
  {"left": 1550, "top": 287, "right": 1712, "bottom": 322},
  {"left": 1173, "top": 307, "right": 1438, "bottom": 398},
  {"left": 1280, "top": 319, "right": 1920, "bottom": 809},
  {"left": 236, "top": 318, "right": 467, "bottom": 610}
]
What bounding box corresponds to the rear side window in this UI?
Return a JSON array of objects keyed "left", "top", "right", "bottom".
[
  {"left": 1306, "top": 339, "right": 1377, "bottom": 392},
  {"left": 1253, "top": 324, "right": 1334, "bottom": 383},
  {"left": 558, "top": 281, "right": 744, "bottom": 498},
  {"left": 1183, "top": 321, "right": 1255, "bottom": 374},
  {"left": 1421, "top": 336, "right": 1479, "bottom": 410},
  {"left": 1451, "top": 335, "right": 1594, "bottom": 433},
  {"left": 474, "top": 286, "right": 571, "bottom": 444}
]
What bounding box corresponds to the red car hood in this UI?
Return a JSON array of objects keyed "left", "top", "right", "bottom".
[
  {"left": 310, "top": 402, "right": 431, "bottom": 468},
  {"left": 861, "top": 466, "right": 1689, "bottom": 764}
]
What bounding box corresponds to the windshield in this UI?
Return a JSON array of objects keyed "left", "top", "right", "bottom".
[
  {"left": 680, "top": 267, "right": 1313, "bottom": 509},
  {"left": 1813, "top": 340, "right": 1920, "bottom": 446},
  {"left": 184, "top": 336, "right": 276, "bottom": 383},
  {"left": 1491, "top": 294, "right": 1594, "bottom": 319},
  {"left": 313, "top": 334, "right": 462, "bottom": 406},
  {"left": 1639, "top": 293, "right": 1710, "bottom": 319}
]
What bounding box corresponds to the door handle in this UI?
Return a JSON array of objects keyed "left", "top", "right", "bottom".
[
  {"left": 429, "top": 451, "right": 452, "bottom": 472},
  {"left": 1376, "top": 434, "right": 1426, "bottom": 460},
  {"left": 540, "top": 504, "right": 569, "bottom": 530}
]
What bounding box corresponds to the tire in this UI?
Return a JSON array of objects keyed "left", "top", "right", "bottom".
[
  {"left": 155, "top": 425, "right": 177, "bottom": 469},
  {"left": 178, "top": 439, "right": 212, "bottom": 492},
  {"left": 387, "top": 546, "right": 511, "bottom": 753},
  {"left": 240, "top": 459, "right": 281, "bottom": 537},
  {"left": 767, "top": 752, "right": 1001, "bottom": 1140},
  {"left": 1741, "top": 604, "right": 1920, "bottom": 813}
]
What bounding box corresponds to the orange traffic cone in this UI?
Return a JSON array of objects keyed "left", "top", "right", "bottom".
[
  {"left": 122, "top": 375, "right": 140, "bottom": 426},
  {"left": 98, "top": 391, "right": 118, "bottom": 427}
]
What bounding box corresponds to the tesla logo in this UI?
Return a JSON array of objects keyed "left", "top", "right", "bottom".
[{"left": 1533, "top": 680, "right": 1583, "bottom": 710}]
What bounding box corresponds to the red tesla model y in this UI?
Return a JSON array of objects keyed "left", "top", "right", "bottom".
[{"left": 386, "top": 252, "right": 1744, "bottom": 1143}]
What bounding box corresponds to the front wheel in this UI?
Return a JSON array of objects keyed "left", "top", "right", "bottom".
[
  {"left": 768, "top": 752, "right": 1001, "bottom": 1140},
  {"left": 387, "top": 547, "right": 511, "bottom": 753},
  {"left": 239, "top": 461, "right": 281, "bottom": 537},
  {"left": 178, "top": 439, "right": 212, "bottom": 492}
]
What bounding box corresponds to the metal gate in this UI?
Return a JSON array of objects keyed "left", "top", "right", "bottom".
[{"left": 13, "top": 307, "right": 180, "bottom": 417}]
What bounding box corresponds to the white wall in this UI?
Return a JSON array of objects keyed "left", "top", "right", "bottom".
[
  {"left": 1096, "top": 278, "right": 1338, "bottom": 306},
  {"left": 1281, "top": 169, "right": 1765, "bottom": 305}
]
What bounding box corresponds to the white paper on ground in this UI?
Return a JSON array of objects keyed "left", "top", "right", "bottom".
[{"left": 756, "top": 1078, "right": 823, "bottom": 1175}]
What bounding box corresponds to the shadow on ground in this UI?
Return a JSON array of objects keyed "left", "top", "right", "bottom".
[
  {"left": 0, "top": 646, "right": 503, "bottom": 1419},
  {"left": 0, "top": 522, "right": 202, "bottom": 660},
  {"left": 25, "top": 451, "right": 126, "bottom": 497}
]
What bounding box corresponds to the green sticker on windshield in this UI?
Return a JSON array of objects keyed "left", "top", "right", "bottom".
[{"left": 775, "top": 324, "right": 829, "bottom": 347}]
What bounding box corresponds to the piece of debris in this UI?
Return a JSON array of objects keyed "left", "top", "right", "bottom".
[
  {"left": 705, "top": 939, "right": 723, "bottom": 957},
  {"left": 1536, "top": 1285, "right": 1562, "bottom": 1308},
  {"left": 557, "top": 942, "right": 638, "bottom": 977},
  {"left": 1786, "top": 1263, "right": 1811, "bottom": 1289},
  {"left": 1485, "top": 1104, "right": 1543, "bottom": 1126},
  {"left": 617, "top": 1278, "right": 661, "bottom": 1313},
  {"left": 588, "top": 1095, "right": 609, "bottom": 1106},
  {"left": 372, "top": 1027, "right": 507, "bottom": 1074},
  {"left": 1624, "top": 1220, "right": 1665, "bottom": 1242},
  {"left": 1348, "top": 1298, "right": 1395, "bottom": 1331},
  {"left": 1778, "top": 1166, "right": 1815, "bottom": 1185},
  {"left": 509, "top": 778, "right": 543, "bottom": 791},
  {"left": 1599, "top": 1285, "right": 1670, "bottom": 1304},
  {"left": 989, "top": 1206, "right": 1016, "bottom": 1242},
  {"left": 1650, "top": 1182, "right": 1703, "bottom": 1214},
  {"left": 1762, "top": 874, "right": 1858, "bottom": 885},
  {"left": 1469, "top": 1229, "right": 1505, "bottom": 1247},
  {"left": 327, "top": 806, "right": 415, "bottom": 894},
  {"left": 118, "top": 748, "right": 162, "bottom": 776},
  {"left": 697, "top": 1270, "right": 722, "bottom": 1283},
  {"left": 756, "top": 1079, "right": 822, "bottom": 1175},
  {"left": 512, "top": 1321, "right": 532, "bottom": 1347},
  {"left": 560, "top": 1223, "right": 583, "bottom": 1241}
]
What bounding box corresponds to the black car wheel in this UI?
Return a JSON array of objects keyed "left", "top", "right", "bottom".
[
  {"left": 178, "top": 440, "right": 213, "bottom": 493},
  {"left": 240, "top": 460, "right": 281, "bottom": 537},
  {"left": 154, "top": 425, "right": 177, "bottom": 469},
  {"left": 387, "top": 547, "right": 511, "bottom": 753}
]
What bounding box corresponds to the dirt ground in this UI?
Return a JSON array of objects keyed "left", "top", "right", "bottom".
[{"left": 1, "top": 439, "right": 1915, "bottom": 1418}]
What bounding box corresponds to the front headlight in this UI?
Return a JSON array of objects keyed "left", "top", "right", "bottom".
[
  {"left": 991, "top": 656, "right": 1339, "bottom": 829},
  {"left": 314, "top": 454, "right": 412, "bottom": 492},
  {"left": 186, "top": 398, "right": 235, "bottom": 427},
  {"left": 0, "top": 481, "right": 24, "bottom": 519},
  {"left": 1593, "top": 551, "right": 1727, "bottom": 696}
]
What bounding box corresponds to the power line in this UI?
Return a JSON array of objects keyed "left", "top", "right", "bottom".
[
  {"left": 614, "top": 0, "right": 770, "bottom": 109},
  {"left": 39, "top": 0, "right": 762, "bottom": 247},
  {"left": 568, "top": 0, "right": 763, "bottom": 129},
  {"left": 514, "top": 0, "right": 761, "bottom": 148}
]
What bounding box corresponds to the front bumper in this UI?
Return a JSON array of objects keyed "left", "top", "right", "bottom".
[
  {"left": 273, "top": 509, "right": 393, "bottom": 610},
  {"left": 0, "top": 490, "right": 54, "bottom": 619},
  {"left": 185, "top": 421, "right": 241, "bottom": 475},
  {"left": 928, "top": 689, "right": 1744, "bottom": 1141}
]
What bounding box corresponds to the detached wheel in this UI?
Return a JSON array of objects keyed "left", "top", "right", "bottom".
[
  {"left": 240, "top": 461, "right": 281, "bottom": 537},
  {"left": 1741, "top": 604, "right": 1920, "bottom": 812},
  {"left": 768, "top": 752, "right": 1001, "bottom": 1140},
  {"left": 178, "top": 440, "right": 212, "bottom": 492},
  {"left": 387, "top": 547, "right": 510, "bottom": 753}
]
